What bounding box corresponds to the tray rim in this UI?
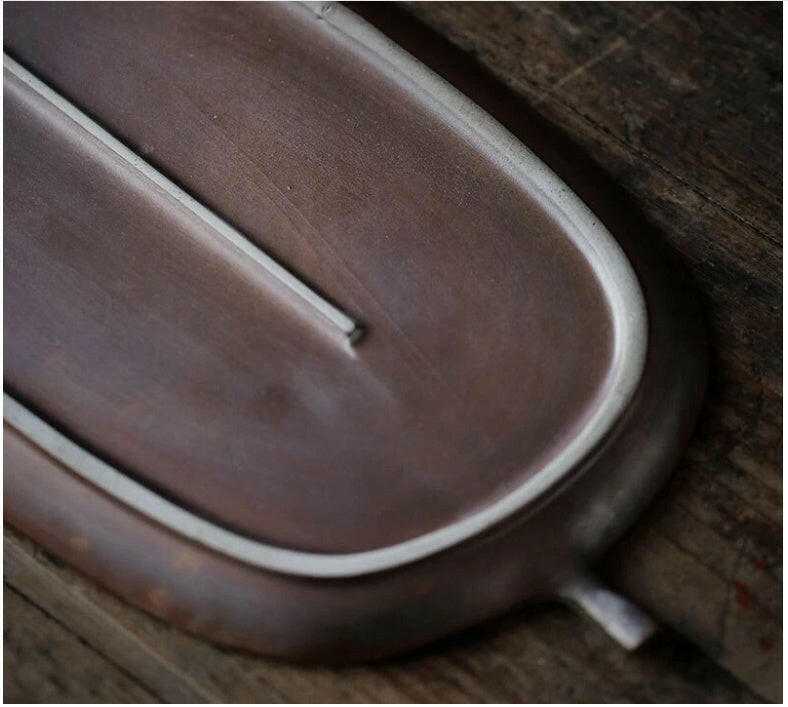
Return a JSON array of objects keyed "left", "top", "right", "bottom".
[{"left": 3, "top": 1, "right": 648, "bottom": 578}]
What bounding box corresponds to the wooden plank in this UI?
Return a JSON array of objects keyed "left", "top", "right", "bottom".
[
  {"left": 4, "top": 533, "right": 218, "bottom": 704},
  {"left": 4, "top": 585, "right": 159, "bottom": 703},
  {"left": 401, "top": 1, "right": 782, "bottom": 701},
  {"left": 4, "top": 528, "right": 763, "bottom": 703}
]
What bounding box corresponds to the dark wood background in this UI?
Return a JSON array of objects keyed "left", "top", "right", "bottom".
[{"left": 4, "top": 1, "right": 782, "bottom": 702}]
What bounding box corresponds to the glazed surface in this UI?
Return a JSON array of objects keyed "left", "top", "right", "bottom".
[{"left": 5, "top": 3, "right": 614, "bottom": 552}]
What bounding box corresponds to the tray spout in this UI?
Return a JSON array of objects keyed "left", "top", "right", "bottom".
[{"left": 560, "top": 574, "right": 657, "bottom": 650}]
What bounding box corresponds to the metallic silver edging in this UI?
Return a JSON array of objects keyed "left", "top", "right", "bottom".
[
  {"left": 2, "top": 53, "right": 360, "bottom": 346},
  {"left": 3, "top": 4, "right": 648, "bottom": 578}
]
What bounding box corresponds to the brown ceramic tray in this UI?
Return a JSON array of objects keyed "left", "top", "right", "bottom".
[{"left": 4, "top": 2, "right": 706, "bottom": 660}]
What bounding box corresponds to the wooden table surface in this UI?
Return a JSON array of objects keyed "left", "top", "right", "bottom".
[{"left": 4, "top": 2, "right": 782, "bottom": 703}]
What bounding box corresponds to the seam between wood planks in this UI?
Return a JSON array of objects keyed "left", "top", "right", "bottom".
[
  {"left": 5, "top": 582, "right": 165, "bottom": 703},
  {"left": 4, "top": 531, "right": 220, "bottom": 704}
]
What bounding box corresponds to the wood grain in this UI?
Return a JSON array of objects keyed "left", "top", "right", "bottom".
[
  {"left": 4, "top": 1, "right": 782, "bottom": 703},
  {"left": 4, "top": 584, "right": 158, "bottom": 703}
]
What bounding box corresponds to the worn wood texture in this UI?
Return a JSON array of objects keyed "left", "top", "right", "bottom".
[
  {"left": 4, "top": 1, "right": 782, "bottom": 703},
  {"left": 4, "top": 585, "right": 157, "bottom": 703}
]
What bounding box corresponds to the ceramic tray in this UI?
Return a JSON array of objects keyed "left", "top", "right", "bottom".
[{"left": 4, "top": 1, "right": 706, "bottom": 660}]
